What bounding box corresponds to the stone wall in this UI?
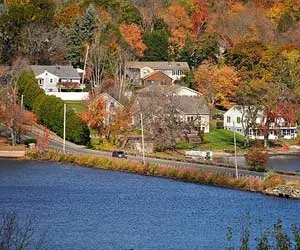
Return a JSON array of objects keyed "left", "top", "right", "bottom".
[{"left": 264, "top": 185, "right": 300, "bottom": 199}]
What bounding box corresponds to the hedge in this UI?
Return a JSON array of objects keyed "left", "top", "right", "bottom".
[{"left": 18, "top": 71, "right": 90, "bottom": 145}]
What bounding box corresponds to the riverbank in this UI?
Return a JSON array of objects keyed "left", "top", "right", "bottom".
[
  {"left": 25, "top": 150, "right": 300, "bottom": 200},
  {"left": 0, "top": 144, "right": 26, "bottom": 158}
]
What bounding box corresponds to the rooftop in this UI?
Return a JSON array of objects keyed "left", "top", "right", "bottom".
[
  {"left": 31, "top": 65, "right": 81, "bottom": 79},
  {"left": 127, "top": 61, "right": 190, "bottom": 71}
]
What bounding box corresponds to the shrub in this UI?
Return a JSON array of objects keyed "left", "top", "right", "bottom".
[
  {"left": 245, "top": 148, "right": 268, "bottom": 172},
  {"left": 216, "top": 121, "right": 224, "bottom": 129},
  {"left": 24, "top": 138, "right": 36, "bottom": 146},
  {"left": 17, "top": 71, "right": 90, "bottom": 145},
  {"left": 264, "top": 174, "right": 285, "bottom": 189},
  {"left": 296, "top": 136, "right": 300, "bottom": 146},
  {"left": 18, "top": 71, "right": 44, "bottom": 110}
]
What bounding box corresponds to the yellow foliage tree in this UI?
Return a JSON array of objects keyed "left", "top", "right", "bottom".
[
  {"left": 119, "top": 23, "right": 147, "bottom": 57},
  {"left": 194, "top": 63, "right": 239, "bottom": 110},
  {"left": 161, "top": 4, "right": 194, "bottom": 52}
]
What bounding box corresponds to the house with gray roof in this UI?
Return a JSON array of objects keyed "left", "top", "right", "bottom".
[
  {"left": 126, "top": 61, "right": 190, "bottom": 85},
  {"left": 133, "top": 84, "right": 210, "bottom": 133},
  {"left": 31, "top": 65, "right": 83, "bottom": 93}
]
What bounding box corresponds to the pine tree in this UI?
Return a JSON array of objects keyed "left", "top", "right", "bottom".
[
  {"left": 80, "top": 4, "right": 97, "bottom": 44},
  {"left": 65, "top": 4, "right": 98, "bottom": 67},
  {"left": 65, "top": 18, "right": 84, "bottom": 67}
]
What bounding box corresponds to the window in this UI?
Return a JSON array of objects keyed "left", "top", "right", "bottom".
[
  {"left": 227, "top": 116, "right": 231, "bottom": 123},
  {"left": 187, "top": 116, "right": 194, "bottom": 122},
  {"left": 237, "top": 117, "right": 241, "bottom": 124},
  {"left": 50, "top": 79, "right": 53, "bottom": 83}
]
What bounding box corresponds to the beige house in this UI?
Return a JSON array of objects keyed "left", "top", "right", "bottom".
[{"left": 126, "top": 61, "right": 190, "bottom": 85}]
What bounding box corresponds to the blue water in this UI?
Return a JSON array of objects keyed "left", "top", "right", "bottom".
[
  {"left": 224, "top": 155, "right": 300, "bottom": 172},
  {"left": 0, "top": 159, "right": 299, "bottom": 250}
]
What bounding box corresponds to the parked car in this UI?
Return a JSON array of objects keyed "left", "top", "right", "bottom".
[{"left": 112, "top": 151, "right": 128, "bottom": 159}]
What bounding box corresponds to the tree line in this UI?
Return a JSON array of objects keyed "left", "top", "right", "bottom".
[{"left": 1, "top": 0, "right": 300, "bottom": 147}]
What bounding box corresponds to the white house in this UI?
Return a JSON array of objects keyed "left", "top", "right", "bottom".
[
  {"left": 31, "top": 65, "right": 89, "bottom": 101},
  {"left": 127, "top": 61, "right": 190, "bottom": 85},
  {"left": 224, "top": 105, "right": 298, "bottom": 140},
  {"left": 31, "top": 65, "right": 83, "bottom": 92}
]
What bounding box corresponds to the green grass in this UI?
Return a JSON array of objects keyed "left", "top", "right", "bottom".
[
  {"left": 201, "top": 128, "right": 245, "bottom": 151},
  {"left": 65, "top": 101, "right": 86, "bottom": 114}
]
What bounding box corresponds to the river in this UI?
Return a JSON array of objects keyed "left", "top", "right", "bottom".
[
  {"left": 223, "top": 154, "right": 300, "bottom": 172},
  {"left": 0, "top": 159, "right": 300, "bottom": 250}
]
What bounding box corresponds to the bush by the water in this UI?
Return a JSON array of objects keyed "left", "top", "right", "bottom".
[
  {"left": 27, "top": 150, "right": 282, "bottom": 193},
  {"left": 17, "top": 71, "right": 90, "bottom": 145},
  {"left": 245, "top": 148, "right": 268, "bottom": 172},
  {"left": 24, "top": 138, "right": 36, "bottom": 146},
  {"left": 227, "top": 219, "right": 300, "bottom": 249}
]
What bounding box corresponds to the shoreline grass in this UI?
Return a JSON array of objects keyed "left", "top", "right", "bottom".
[{"left": 24, "top": 150, "right": 292, "bottom": 197}]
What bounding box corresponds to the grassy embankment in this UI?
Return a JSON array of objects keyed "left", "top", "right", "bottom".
[
  {"left": 26, "top": 150, "right": 287, "bottom": 195},
  {"left": 177, "top": 128, "right": 245, "bottom": 151},
  {"left": 65, "top": 101, "right": 86, "bottom": 114}
]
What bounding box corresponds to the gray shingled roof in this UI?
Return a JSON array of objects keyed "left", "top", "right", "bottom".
[
  {"left": 174, "top": 96, "right": 209, "bottom": 114},
  {"left": 135, "top": 95, "right": 209, "bottom": 115},
  {"left": 31, "top": 65, "right": 81, "bottom": 79},
  {"left": 128, "top": 61, "right": 190, "bottom": 71},
  {"left": 136, "top": 83, "right": 183, "bottom": 95}
]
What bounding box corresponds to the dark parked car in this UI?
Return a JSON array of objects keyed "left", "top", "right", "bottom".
[{"left": 112, "top": 151, "right": 128, "bottom": 159}]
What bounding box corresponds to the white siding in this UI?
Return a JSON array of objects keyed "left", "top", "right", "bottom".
[
  {"left": 36, "top": 71, "right": 59, "bottom": 92},
  {"left": 140, "top": 66, "right": 154, "bottom": 79},
  {"left": 224, "top": 106, "right": 298, "bottom": 140}
]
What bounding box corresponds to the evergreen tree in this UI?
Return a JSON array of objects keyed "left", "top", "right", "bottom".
[
  {"left": 65, "top": 4, "right": 98, "bottom": 67},
  {"left": 81, "top": 4, "right": 98, "bottom": 43},
  {"left": 143, "top": 30, "right": 169, "bottom": 61},
  {"left": 65, "top": 18, "right": 84, "bottom": 67}
]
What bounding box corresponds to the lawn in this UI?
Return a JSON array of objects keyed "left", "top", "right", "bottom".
[
  {"left": 200, "top": 127, "right": 245, "bottom": 151},
  {"left": 65, "top": 101, "right": 86, "bottom": 114}
]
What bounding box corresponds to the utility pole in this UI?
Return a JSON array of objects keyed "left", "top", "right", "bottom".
[
  {"left": 233, "top": 121, "right": 239, "bottom": 179},
  {"left": 140, "top": 113, "right": 145, "bottom": 165},
  {"left": 20, "top": 94, "right": 24, "bottom": 110},
  {"left": 82, "top": 44, "right": 89, "bottom": 85},
  {"left": 63, "top": 103, "right": 66, "bottom": 153}
]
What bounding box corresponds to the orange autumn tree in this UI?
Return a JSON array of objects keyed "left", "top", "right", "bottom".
[
  {"left": 0, "top": 86, "right": 36, "bottom": 146},
  {"left": 187, "top": 0, "right": 209, "bottom": 37},
  {"left": 54, "top": 3, "right": 81, "bottom": 29},
  {"left": 36, "top": 128, "right": 51, "bottom": 152},
  {"left": 161, "top": 4, "right": 193, "bottom": 52},
  {"left": 119, "top": 23, "right": 146, "bottom": 57},
  {"left": 105, "top": 107, "right": 131, "bottom": 143},
  {"left": 194, "top": 62, "right": 239, "bottom": 112},
  {"left": 81, "top": 96, "right": 131, "bottom": 142},
  {"left": 81, "top": 97, "right": 107, "bottom": 137}
]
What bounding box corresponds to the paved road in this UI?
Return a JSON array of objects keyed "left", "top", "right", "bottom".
[{"left": 26, "top": 125, "right": 266, "bottom": 179}]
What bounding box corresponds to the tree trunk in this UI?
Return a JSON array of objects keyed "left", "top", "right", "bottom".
[{"left": 264, "top": 133, "right": 269, "bottom": 148}]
